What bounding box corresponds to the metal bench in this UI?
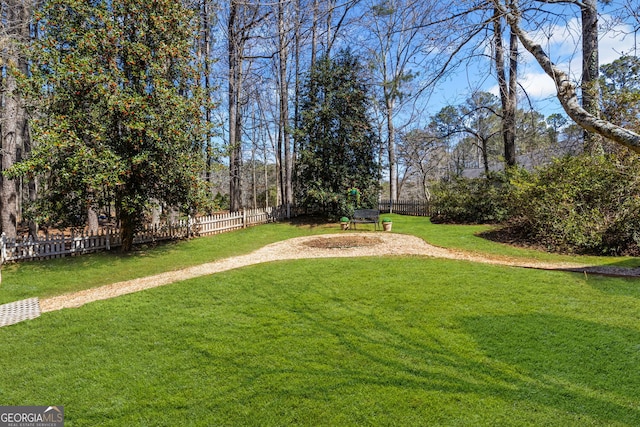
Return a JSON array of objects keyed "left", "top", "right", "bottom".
[{"left": 350, "top": 209, "right": 380, "bottom": 230}]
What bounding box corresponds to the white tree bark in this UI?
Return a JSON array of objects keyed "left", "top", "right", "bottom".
[{"left": 495, "top": 0, "right": 640, "bottom": 152}]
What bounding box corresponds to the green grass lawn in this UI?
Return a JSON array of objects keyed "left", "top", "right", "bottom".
[
  {"left": 0, "top": 219, "right": 334, "bottom": 304},
  {"left": 388, "top": 214, "right": 640, "bottom": 268},
  {"left": 1, "top": 216, "right": 639, "bottom": 425}
]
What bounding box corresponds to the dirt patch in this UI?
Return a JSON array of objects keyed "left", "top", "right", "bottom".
[{"left": 303, "top": 235, "right": 383, "bottom": 249}]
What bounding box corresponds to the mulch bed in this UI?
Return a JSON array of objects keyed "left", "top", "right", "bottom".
[{"left": 303, "top": 235, "right": 384, "bottom": 249}]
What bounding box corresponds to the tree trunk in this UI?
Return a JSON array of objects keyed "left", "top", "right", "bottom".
[
  {"left": 87, "top": 206, "right": 99, "bottom": 234},
  {"left": 292, "top": 0, "right": 302, "bottom": 207},
  {"left": 275, "top": 118, "right": 283, "bottom": 206},
  {"left": 494, "top": 10, "right": 517, "bottom": 168},
  {"left": 120, "top": 212, "right": 135, "bottom": 252},
  {"left": 481, "top": 137, "right": 490, "bottom": 175},
  {"left": 229, "top": 115, "right": 243, "bottom": 211},
  {"left": 506, "top": 29, "right": 518, "bottom": 165},
  {"left": 278, "top": 0, "right": 293, "bottom": 207},
  {"left": 263, "top": 138, "right": 269, "bottom": 208},
  {"left": 311, "top": 0, "right": 319, "bottom": 68},
  {"left": 1, "top": 0, "right": 32, "bottom": 239},
  {"left": 251, "top": 106, "right": 258, "bottom": 209},
  {"left": 228, "top": 0, "right": 243, "bottom": 212},
  {"left": 116, "top": 187, "right": 137, "bottom": 252},
  {"left": 22, "top": 111, "right": 38, "bottom": 238},
  {"left": 1, "top": 112, "right": 19, "bottom": 237},
  {"left": 151, "top": 202, "right": 160, "bottom": 226},
  {"left": 499, "top": 1, "right": 640, "bottom": 152},
  {"left": 386, "top": 95, "right": 397, "bottom": 201},
  {"left": 201, "top": 0, "right": 215, "bottom": 200},
  {"left": 581, "top": 0, "right": 604, "bottom": 155},
  {"left": 325, "top": 0, "right": 333, "bottom": 54}
]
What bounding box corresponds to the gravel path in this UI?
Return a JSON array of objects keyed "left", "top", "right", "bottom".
[
  {"left": 37, "top": 232, "right": 640, "bottom": 314},
  {"left": 3, "top": 232, "right": 637, "bottom": 328}
]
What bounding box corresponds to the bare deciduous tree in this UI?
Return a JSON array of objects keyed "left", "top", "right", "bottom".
[
  {"left": 361, "top": 0, "right": 435, "bottom": 201},
  {"left": 227, "top": 0, "right": 270, "bottom": 211},
  {"left": 398, "top": 128, "right": 448, "bottom": 201},
  {"left": 494, "top": 0, "right": 640, "bottom": 153}
]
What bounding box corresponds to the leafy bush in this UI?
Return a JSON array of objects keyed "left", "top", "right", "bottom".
[
  {"left": 509, "top": 154, "right": 640, "bottom": 255},
  {"left": 430, "top": 155, "right": 640, "bottom": 255},
  {"left": 430, "top": 172, "right": 513, "bottom": 224}
]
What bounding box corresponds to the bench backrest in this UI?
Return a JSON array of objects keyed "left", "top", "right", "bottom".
[{"left": 353, "top": 209, "right": 379, "bottom": 219}]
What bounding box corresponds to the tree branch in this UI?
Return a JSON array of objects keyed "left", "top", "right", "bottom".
[{"left": 494, "top": 0, "right": 640, "bottom": 153}]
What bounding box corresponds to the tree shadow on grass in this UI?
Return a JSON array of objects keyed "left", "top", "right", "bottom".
[
  {"left": 579, "top": 272, "right": 640, "bottom": 299},
  {"left": 214, "top": 284, "right": 640, "bottom": 425},
  {"left": 461, "top": 313, "right": 640, "bottom": 424},
  {"left": 284, "top": 214, "right": 335, "bottom": 228}
]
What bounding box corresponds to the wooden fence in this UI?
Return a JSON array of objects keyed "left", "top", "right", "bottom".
[
  {"left": 1, "top": 205, "right": 292, "bottom": 263},
  {"left": 378, "top": 199, "right": 430, "bottom": 216},
  {"left": 0, "top": 202, "right": 430, "bottom": 263}
]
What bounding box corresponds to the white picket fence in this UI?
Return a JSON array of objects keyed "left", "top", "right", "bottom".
[{"left": 1, "top": 205, "right": 291, "bottom": 263}]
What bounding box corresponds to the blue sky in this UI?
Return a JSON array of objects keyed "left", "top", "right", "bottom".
[{"left": 426, "top": 7, "right": 639, "bottom": 120}]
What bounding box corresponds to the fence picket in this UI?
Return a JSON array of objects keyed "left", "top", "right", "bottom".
[
  {"left": 1, "top": 204, "right": 293, "bottom": 263},
  {"left": 378, "top": 199, "right": 430, "bottom": 217},
  {"left": 0, "top": 201, "right": 430, "bottom": 263}
]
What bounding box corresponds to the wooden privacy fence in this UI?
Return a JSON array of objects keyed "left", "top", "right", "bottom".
[
  {"left": 378, "top": 199, "right": 430, "bottom": 216},
  {"left": 1, "top": 205, "right": 291, "bottom": 263}
]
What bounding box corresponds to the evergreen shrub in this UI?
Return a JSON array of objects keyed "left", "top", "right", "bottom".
[
  {"left": 430, "top": 154, "right": 640, "bottom": 255},
  {"left": 430, "top": 172, "right": 513, "bottom": 224},
  {"left": 509, "top": 154, "right": 640, "bottom": 255}
]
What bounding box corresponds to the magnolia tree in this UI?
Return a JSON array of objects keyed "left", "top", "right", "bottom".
[
  {"left": 295, "top": 49, "right": 381, "bottom": 218},
  {"left": 9, "top": 0, "right": 212, "bottom": 251}
]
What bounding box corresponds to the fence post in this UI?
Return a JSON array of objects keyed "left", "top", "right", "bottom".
[{"left": 242, "top": 210, "right": 247, "bottom": 228}]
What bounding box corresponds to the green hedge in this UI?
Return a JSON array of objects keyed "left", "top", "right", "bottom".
[
  {"left": 509, "top": 155, "right": 640, "bottom": 255},
  {"left": 430, "top": 155, "right": 640, "bottom": 255},
  {"left": 430, "top": 172, "right": 513, "bottom": 224}
]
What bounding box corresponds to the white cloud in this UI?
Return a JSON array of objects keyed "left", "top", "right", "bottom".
[
  {"left": 518, "top": 15, "right": 636, "bottom": 102},
  {"left": 485, "top": 69, "right": 558, "bottom": 101},
  {"left": 599, "top": 22, "right": 637, "bottom": 63},
  {"left": 520, "top": 71, "right": 559, "bottom": 99},
  {"left": 529, "top": 17, "right": 583, "bottom": 62},
  {"left": 430, "top": 12, "right": 637, "bottom": 116}
]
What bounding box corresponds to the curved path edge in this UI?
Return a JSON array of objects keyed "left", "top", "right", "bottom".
[{"left": 1, "top": 233, "right": 638, "bottom": 327}]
